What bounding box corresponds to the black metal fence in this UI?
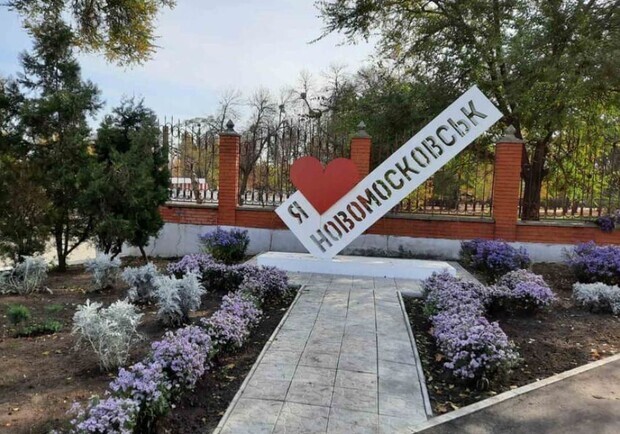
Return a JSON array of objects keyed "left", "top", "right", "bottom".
[
  {"left": 238, "top": 119, "right": 350, "bottom": 207},
  {"left": 519, "top": 144, "right": 620, "bottom": 220},
  {"left": 165, "top": 121, "right": 219, "bottom": 204},
  {"left": 372, "top": 131, "right": 495, "bottom": 218}
]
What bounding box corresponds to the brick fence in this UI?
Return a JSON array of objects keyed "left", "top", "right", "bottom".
[{"left": 159, "top": 125, "right": 620, "bottom": 249}]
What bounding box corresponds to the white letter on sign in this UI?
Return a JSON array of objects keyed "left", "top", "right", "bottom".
[{"left": 276, "top": 86, "right": 503, "bottom": 259}]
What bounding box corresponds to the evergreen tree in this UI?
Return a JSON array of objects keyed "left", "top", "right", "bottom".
[
  {"left": 7, "top": 0, "right": 176, "bottom": 65},
  {"left": 0, "top": 77, "right": 50, "bottom": 263},
  {"left": 19, "top": 12, "right": 101, "bottom": 271},
  {"left": 91, "top": 99, "right": 169, "bottom": 260}
]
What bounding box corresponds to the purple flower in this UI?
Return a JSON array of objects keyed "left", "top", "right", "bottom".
[
  {"left": 596, "top": 215, "right": 616, "bottom": 232},
  {"left": 461, "top": 239, "right": 531, "bottom": 281},
  {"left": 493, "top": 269, "right": 556, "bottom": 310},
  {"left": 70, "top": 397, "right": 139, "bottom": 434},
  {"left": 167, "top": 253, "right": 220, "bottom": 276},
  {"left": 199, "top": 228, "right": 249, "bottom": 264},
  {"left": 566, "top": 242, "right": 620, "bottom": 286},
  {"left": 239, "top": 266, "right": 290, "bottom": 302},
  {"left": 109, "top": 361, "right": 170, "bottom": 419},
  {"left": 151, "top": 326, "right": 212, "bottom": 393},
  {"left": 422, "top": 271, "right": 519, "bottom": 380},
  {"left": 200, "top": 291, "right": 262, "bottom": 350}
]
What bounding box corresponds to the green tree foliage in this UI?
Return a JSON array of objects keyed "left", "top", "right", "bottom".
[
  {"left": 18, "top": 13, "right": 102, "bottom": 271},
  {"left": 91, "top": 99, "right": 169, "bottom": 259},
  {"left": 318, "top": 0, "right": 620, "bottom": 219},
  {"left": 7, "top": 0, "right": 176, "bottom": 65},
  {"left": 0, "top": 78, "right": 50, "bottom": 263}
]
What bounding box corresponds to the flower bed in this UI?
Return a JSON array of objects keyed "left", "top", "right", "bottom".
[
  {"left": 67, "top": 261, "right": 287, "bottom": 433},
  {"left": 422, "top": 272, "right": 519, "bottom": 382},
  {"left": 407, "top": 262, "right": 620, "bottom": 416}
]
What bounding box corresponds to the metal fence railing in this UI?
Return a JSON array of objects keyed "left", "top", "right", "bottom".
[
  {"left": 372, "top": 132, "right": 495, "bottom": 218},
  {"left": 165, "top": 121, "right": 219, "bottom": 204},
  {"left": 238, "top": 119, "right": 350, "bottom": 207},
  {"left": 519, "top": 144, "right": 620, "bottom": 220}
]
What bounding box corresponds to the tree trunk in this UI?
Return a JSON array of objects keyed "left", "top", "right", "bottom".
[
  {"left": 238, "top": 170, "right": 251, "bottom": 205},
  {"left": 521, "top": 141, "right": 549, "bottom": 221},
  {"left": 139, "top": 245, "right": 148, "bottom": 262},
  {"left": 55, "top": 233, "right": 67, "bottom": 272}
]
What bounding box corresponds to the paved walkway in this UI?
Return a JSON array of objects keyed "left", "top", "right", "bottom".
[{"left": 214, "top": 273, "right": 429, "bottom": 434}]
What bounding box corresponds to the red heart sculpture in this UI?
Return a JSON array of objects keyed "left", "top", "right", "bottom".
[{"left": 290, "top": 156, "right": 360, "bottom": 214}]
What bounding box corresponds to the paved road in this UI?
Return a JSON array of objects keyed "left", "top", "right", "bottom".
[
  {"left": 214, "top": 272, "right": 430, "bottom": 434},
  {"left": 416, "top": 356, "right": 620, "bottom": 434}
]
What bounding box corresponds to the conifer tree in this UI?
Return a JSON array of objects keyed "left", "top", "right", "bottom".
[
  {"left": 19, "top": 12, "right": 101, "bottom": 270},
  {"left": 91, "top": 98, "right": 169, "bottom": 260}
]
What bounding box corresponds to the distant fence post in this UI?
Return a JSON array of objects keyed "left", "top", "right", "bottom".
[
  {"left": 218, "top": 120, "right": 240, "bottom": 225},
  {"left": 493, "top": 126, "right": 525, "bottom": 241},
  {"left": 350, "top": 121, "right": 372, "bottom": 177}
]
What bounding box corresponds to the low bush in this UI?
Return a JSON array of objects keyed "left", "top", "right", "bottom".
[
  {"left": 573, "top": 282, "right": 620, "bottom": 315},
  {"left": 201, "top": 291, "right": 263, "bottom": 351},
  {"left": 16, "top": 319, "right": 62, "bottom": 337},
  {"left": 199, "top": 228, "right": 249, "bottom": 264},
  {"left": 239, "top": 266, "right": 290, "bottom": 303},
  {"left": 422, "top": 272, "right": 488, "bottom": 316},
  {"left": 595, "top": 210, "right": 619, "bottom": 233},
  {"left": 168, "top": 254, "right": 292, "bottom": 298},
  {"left": 122, "top": 263, "right": 160, "bottom": 303},
  {"left": 154, "top": 272, "right": 205, "bottom": 326},
  {"left": 422, "top": 271, "right": 519, "bottom": 382},
  {"left": 151, "top": 325, "right": 213, "bottom": 392},
  {"left": 566, "top": 242, "right": 620, "bottom": 286},
  {"left": 460, "top": 239, "right": 530, "bottom": 281},
  {"left": 167, "top": 253, "right": 236, "bottom": 292},
  {"left": 7, "top": 304, "right": 30, "bottom": 325},
  {"left": 69, "top": 396, "right": 139, "bottom": 434},
  {"left": 109, "top": 361, "right": 170, "bottom": 429},
  {"left": 85, "top": 254, "right": 122, "bottom": 291},
  {"left": 166, "top": 253, "right": 220, "bottom": 276},
  {"left": 72, "top": 300, "right": 143, "bottom": 371},
  {"left": 492, "top": 269, "right": 556, "bottom": 311},
  {"left": 0, "top": 256, "right": 48, "bottom": 294}
]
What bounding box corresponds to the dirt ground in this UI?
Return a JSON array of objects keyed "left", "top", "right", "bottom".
[
  {"left": 0, "top": 258, "right": 294, "bottom": 434},
  {"left": 405, "top": 262, "right": 620, "bottom": 415}
]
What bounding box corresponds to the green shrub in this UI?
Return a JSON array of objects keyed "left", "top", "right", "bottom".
[
  {"left": 199, "top": 228, "right": 249, "bottom": 264},
  {"left": 7, "top": 304, "right": 31, "bottom": 325},
  {"left": 17, "top": 319, "right": 62, "bottom": 337}
]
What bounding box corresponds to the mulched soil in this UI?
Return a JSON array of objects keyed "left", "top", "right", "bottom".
[
  {"left": 404, "top": 262, "right": 620, "bottom": 415},
  {"left": 0, "top": 258, "right": 296, "bottom": 434}
]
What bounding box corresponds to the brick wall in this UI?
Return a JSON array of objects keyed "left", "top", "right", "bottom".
[{"left": 161, "top": 124, "right": 620, "bottom": 247}]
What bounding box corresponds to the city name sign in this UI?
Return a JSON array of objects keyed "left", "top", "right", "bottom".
[{"left": 276, "top": 86, "right": 502, "bottom": 259}]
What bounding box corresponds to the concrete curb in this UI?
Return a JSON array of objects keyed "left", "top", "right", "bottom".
[
  {"left": 410, "top": 352, "right": 620, "bottom": 433},
  {"left": 397, "top": 291, "right": 434, "bottom": 419},
  {"left": 211, "top": 283, "right": 306, "bottom": 433}
]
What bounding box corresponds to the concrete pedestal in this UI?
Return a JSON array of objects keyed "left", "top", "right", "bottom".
[{"left": 256, "top": 252, "right": 455, "bottom": 280}]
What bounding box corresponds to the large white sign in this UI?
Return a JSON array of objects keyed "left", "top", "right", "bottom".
[{"left": 276, "top": 86, "right": 502, "bottom": 259}]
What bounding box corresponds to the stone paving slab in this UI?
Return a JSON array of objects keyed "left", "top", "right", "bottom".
[{"left": 213, "top": 271, "right": 432, "bottom": 434}]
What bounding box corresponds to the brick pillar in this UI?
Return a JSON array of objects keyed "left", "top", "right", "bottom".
[
  {"left": 218, "top": 120, "right": 240, "bottom": 226},
  {"left": 350, "top": 121, "right": 372, "bottom": 177},
  {"left": 493, "top": 126, "right": 525, "bottom": 241}
]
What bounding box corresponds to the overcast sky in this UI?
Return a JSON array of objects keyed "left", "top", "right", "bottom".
[{"left": 0, "top": 1, "right": 374, "bottom": 124}]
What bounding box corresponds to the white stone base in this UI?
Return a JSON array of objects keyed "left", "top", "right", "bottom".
[{"left": 256, "top": 252, "right": 456, "bottom": 280}]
